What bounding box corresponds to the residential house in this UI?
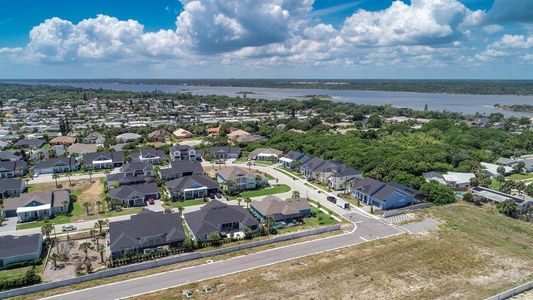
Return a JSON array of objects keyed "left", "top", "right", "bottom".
[
  {"left": 209, "top": 146, "right": 241, "bottom": 159},
  {"left": 13, "top": 139, "right": 44, "bottom": 149},
  {"left": 165, "top": 175, "right": 220, "bottom": 200},
  {"left": 83, "top": 132, "right": 105, "bottom": 146},
  {"left": 3, "top": 190, "right": 70, "bottom": 222},
  {"left": 0, "top": 160, "right": 28, "bottom": 178},
  {"left": 0, "top": 234, "right": 43, "bottom": 269},
  {"left": 495, "top": 157, "right": 517, "bottom": 167},
  {"left": 31, "top": 145, "right": 66, "bottom": 162},
  {"left": 108, "top": 183, "right": 159, "bottom": 207},
  {"left": 0, "top": 178, "right": 26, "bottom": 198},
  {"left": 148, "top": 130, "right": 170, "bottom": 142},
  {"left": 423, "top": 171, "right": 476, "bottom": 191},
  {"left": 248, "top": 148, "right": 283, "bottom": 162},
  {"left": 327, "top": 164, "right": 363, "bottom": 190},
  {"left": 300, "top": 157, "right": 325, "bottom": 180},
  {"left": 169, "top": 145, "right": 199, "bottom": 161},
  {"left": 49, "top": 136, "right": 76, "bottom": 146},
  {"left": 68, "top": 143, "right": 98, "bottom": 156},
  {"left": 312, "top": 161, "right": 340, "bottom": 183},
  {"left": 227, "top": 129, "right": 250, "bottom": 141},
  {"left": 116, "top": 133, "right": 142, "bottom": 143},
  {"left": 472, "top": 186, "right": 533, "bottom": 210},
  {"left": 33, "top": 157, "right": 78, "bottom": 176},
  {"left": 184, "top": 200, "right": 260, "bottom": 241},
  {"left": 109, "top": 211, "right": 186, "bottom": 258},
  {"left": 173, "top": 128, "right": 192, "bottom": 139},
  {"left": 280, "top": 151, "right": 308, "bottom": 169},
  {"left": 481, "top": 162, "right": 513, "bottom": 178},
  {"left": 522, "top": 159, "right": 533, "bottom": 172},
  {"left": 250, "top": 196, "right": 311, "bottom": 222},
  {"left": 130, "top": 148, "right": 166, "bottom": 164},
  {"left": 83, "top": 152, "right": 124, "bottom": 169},
  {"left": 0, "top": 151, "right": 21, "bottom": 162},
  {"left": 350, "top": 178, "right": 418, "bottom": 210},
  {"left": 216, "top": 166, "right": 268, "bottom": 193},
  {"left": 106, "top": 162, "right": 155, "bottom": 187},
  {"left": 159, "top": 161, "right": 205, "bottom": 180}
]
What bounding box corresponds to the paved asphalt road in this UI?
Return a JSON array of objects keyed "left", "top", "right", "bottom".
[
  {"left": 45, "top": 212, "right": 403, "bottom": 300},
  {"left": 27, "top": 162, "right": 406, "bottom": 299}
]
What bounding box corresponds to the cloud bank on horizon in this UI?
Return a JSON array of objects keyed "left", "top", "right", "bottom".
[{"left": 1, "top": 0, "right": 533, "bottom": 79}]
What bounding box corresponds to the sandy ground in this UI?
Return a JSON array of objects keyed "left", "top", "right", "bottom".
[
  {"left": 133, "top": 203, "right": 533, "bottom": 300},
  {"left": 43, "top": 238, "right": 106, "bottom": 282}
]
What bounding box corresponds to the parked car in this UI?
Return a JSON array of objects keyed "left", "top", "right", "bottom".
[
  {"left": 148, "top": 198, "right": 155, "bottom": 205},
  {"left": 327, "top": 196, "right": 337, "bottom": 203},
  {"left": 209, "top": 194, "right": 215, "bottom": 200},
  {"left": 62, "top": 225, "right": 77, "bottom": 232}
]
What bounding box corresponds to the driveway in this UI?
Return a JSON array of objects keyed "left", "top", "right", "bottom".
[{"left": 0, "top": 217, "right": 17, "bottom": 232}]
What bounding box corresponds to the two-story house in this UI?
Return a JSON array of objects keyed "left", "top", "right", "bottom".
[
  {"left": 169, "top": 145, "right": 199, "bottom": 161},
  {"left": 216, "top": 166, "right": 268, "bottom": 193},
  {"left": 83, "top": 152, "right": 124, "bottom": 170}
]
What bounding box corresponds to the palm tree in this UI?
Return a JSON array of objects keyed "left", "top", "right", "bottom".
[
  {"left": 67, "top": 171, "right": 72, "bottom": 186},
  {"left": 237, "top": 197, "right": 243, "bottom": 207},
  {"left": 292, "top": 191, "right": 300, "bottom": 199},
  {"left": 96, "top": 244, "right": 105, "bottom": 263},
  {"left": 226, "top": 181, "right": 237, "bottom": 194},
  {"left": 94, "top": 219, "right": 108, "bottom": 236},
  {"left": 52, "top": 174, "right": 60, "bottom": 187},
  {"left": 178, "top": 206, "right": 185, "bottom": 219},
  {"left": 497, "top": 166, "right": 506, "bottom": 176},
  {"left": 79, "top": 241, "right": 94, "bottom": 260},
  {"left": 247, "top": 161, "right": 252, "bottom": 172},
  {"left": 83, "top": 202, "right": 91, "bottom": 216},
  {"left": 244, "top": 197, "right": 251, "bottom": 209},
  {"left": 104, "top": 196, "right": 111, "bottom": 211},
  {"left": 41, "top": 221, "right": 54, "bottom": 240},
  {"left": 95, "top": 200, "right": 102, "bottom": 214},
  {"left": 50, "top": 252, "right": 61, "bottom": 268},
  {"left": 264, "top": 217, "right": 275, "bottom": 235},
  {"left": 88, "top": 170, "right": 93, "bottom": 182}
]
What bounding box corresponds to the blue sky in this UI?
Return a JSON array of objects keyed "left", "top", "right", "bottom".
[{"left": 1, "top": 0, "right": 532, "bottom": 79}]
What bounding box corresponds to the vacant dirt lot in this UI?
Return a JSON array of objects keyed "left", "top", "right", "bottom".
[{"left": 134, "top": 203, "right": 533, "bottom": 300}]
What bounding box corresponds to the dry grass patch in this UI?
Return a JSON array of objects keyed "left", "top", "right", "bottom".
[{"left": 134, "top": 203, "right": 533, "bottom": 300}]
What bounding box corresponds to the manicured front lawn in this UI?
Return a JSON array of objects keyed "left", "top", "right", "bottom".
[
  {"left": 231, "top": 184, "right": 291, "bottom": 199},
  {"left": 164, "top": 199, "right": 208, "bottom": 208},
  {"left": 274, "top": 167, "right": 304, "bottom": 179},
  {"left": 16, "top": 215, "right": 72, "bottom": 230},
  {"left": 254, "top": 161, "right": 274, "bottom": 167},
  {"left": 0, "top": 265, "right": 34, "bottom": 281}
]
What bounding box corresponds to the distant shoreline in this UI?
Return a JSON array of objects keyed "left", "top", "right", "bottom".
[{"left": 3, "top": 79, "right": 533, "bottom": 96}]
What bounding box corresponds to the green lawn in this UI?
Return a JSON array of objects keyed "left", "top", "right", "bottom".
[
  {"left": 274, "top": 167, "right": 304, "bottom": 180},
  {"left": 507, "top": 172, "right": 533, "bottom": 181},
  {"left": 16, "top": 215, "right": 72, "bottom": 230},
  {"left": 490, "top": 179, "right": 502, "bottom": 190},
  {"left": 254, "top": 161, "right": 274, "bottom": 167},
  {"left": 0, "top": 266, "right": 34, "bottom": 281},
  {"left": 231, "top": 184, "right": 291, "bottom": 199},
  {"left": 277, "top": 206, "right": 337, "bottom": 234},
  {"left": 164, "top": 199, "right": 208, "bottom": 208}
]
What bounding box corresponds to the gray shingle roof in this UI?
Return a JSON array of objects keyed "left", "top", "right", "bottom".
[
  {"left": 14, "top": 139, "right": 44, "bottom": 148},
  {"left": 0, "top": 160, "right": 27, "bottom": 172},
  {"left": 83, "top": 151, "right": 124, "bottom": 164},
  {"left": 108, "top": 183, "right": 158, "bottom": 201},
  {"left": 165, "top": 175, "right": 219, "bottom": 192},
  {"left": 0, "top": 178, "right": 24, "bottom": 193},
  {"left": 184, "top": 200, "right": 259, "bottom": 239},
  {"left": 251, "top": 196, "right": 310, "bottom": 217},
  {"left": 34, "top": 157, "right": 76, "bottom": 170},
  {"left": 0, "top": 234, "right": 42, "bottom": 260},
  {"left": 109, "top": 211, "right": 186, "bottom": 254},
  {"left": 3, "top": 190, "right": 70, "bottom": 211}
]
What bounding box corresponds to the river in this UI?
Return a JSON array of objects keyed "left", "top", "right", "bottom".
[{"left": 4, "top": 80, "right": 533, "bottom": 117}]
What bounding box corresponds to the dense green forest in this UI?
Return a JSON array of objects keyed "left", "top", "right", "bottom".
[
  {"left": 236, "top": 120, "right": 533, "bottom": 190},
  {"left": 7, "top": 79, "right": 533, "bottom": 95}
]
